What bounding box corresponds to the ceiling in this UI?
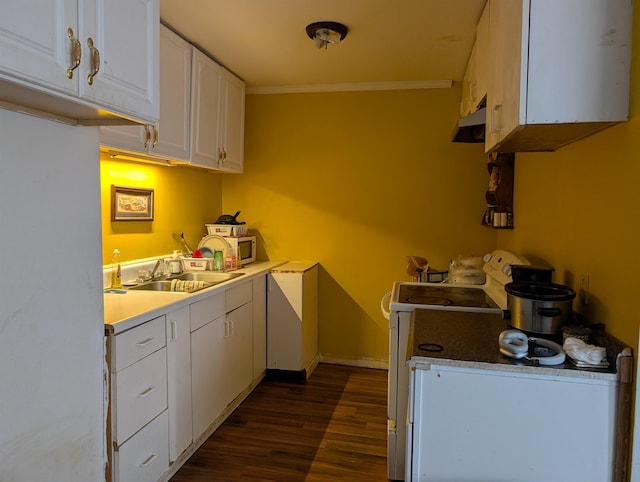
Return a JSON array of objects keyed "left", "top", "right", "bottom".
[{"left": 159, "top": 0, "right": 487, "bottom": 93}]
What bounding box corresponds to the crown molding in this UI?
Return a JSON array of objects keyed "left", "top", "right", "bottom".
[{"left": 246, "top": 80, "right": 452, "bottom": 95}]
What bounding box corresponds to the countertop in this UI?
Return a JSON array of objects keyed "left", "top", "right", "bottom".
[
  {"left": 104, "top": 260, "right": 286, "bottom": 335},
  {"left": 270, "top": 260, "right": 318, "bottom": 273},
  {"left": 407, "top": 308, "right": 630, "bottom": 382}
]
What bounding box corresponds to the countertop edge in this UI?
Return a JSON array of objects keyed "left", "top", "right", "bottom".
[
  {"left": 104, "top": 260, "right": 287, "bottom": 335},
  {"left": 407, "top": 356, "right": 619, "bottom": 382}
]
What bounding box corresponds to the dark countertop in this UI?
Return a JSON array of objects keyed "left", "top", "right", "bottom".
[{"left": 407, "top": 308, "right": 629, "bottom": 381}]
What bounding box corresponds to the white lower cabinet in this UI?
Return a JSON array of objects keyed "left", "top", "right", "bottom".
[
  {"left": 191, "top": 280, "right": 254, "bottom": 442},
  {"left": 115, "top": 410, "right": 169, "bottom": 482},
  {"left": 191, "top": 313, "right": 227, "bottom": 440},
  {"left": 407, "top": 365, "right": 617, "bottom": 481},
  {"left": 222, "top": 301, "right": 253, "bottom": 404},
  {"left": 252, "top": 276, "right": 267, "bottom": 379},
  {"left": 108, "top": 315, "right": 168, "bottom": 482},
  {"left": 108, "top": 274, "right": 269, "bottom": 480},
  {"left": 166, "top": 306, "right": 192, "bottom": 463}
]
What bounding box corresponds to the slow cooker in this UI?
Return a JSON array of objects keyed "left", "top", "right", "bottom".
[{"left": 504, "top": 281, "right": 576, "bottom": 335}]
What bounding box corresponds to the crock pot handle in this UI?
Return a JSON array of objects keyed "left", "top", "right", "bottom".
[
  {"left": 537, "top": 307, "right": 562, "bottom": 317},
  {"left": 380, "top": 292, "right": 391, "bottom": 320}
]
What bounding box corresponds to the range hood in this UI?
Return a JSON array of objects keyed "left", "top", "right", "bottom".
[{"left": 452, "top": 107, "right": 486, "bottom": 143}]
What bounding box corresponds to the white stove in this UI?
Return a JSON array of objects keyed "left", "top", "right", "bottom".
[
  {"left": 382, "top": 249, "right": 529, "bottom": 481},
  {"left": 390, "top": 249, "right": 528, "bottom": 313}
]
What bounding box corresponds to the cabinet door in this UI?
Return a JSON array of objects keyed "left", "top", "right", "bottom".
[
  {"left": 485, "top": 0, "right": 525, "bottom": 151},
  {"left": 411, "top": 367, "right": 615, "bottom": 481},
  {"left": 190, "top": 314, "right": 225, "bottom": 440},
  {"left": 80, "top": 0, "right": 159, "bottom": 123},
  {"left": 218, "top": 70, "right": 245, "bottom": 173},
  {"left": 459, "top": 44, "right": 476, "bottom": 117},
  {"left": 0, "top": 0, "right": 79, "bottom": 96},
  {"left": 166, "top": 306, "right": 191, "bottom": 463},
  {"left": 99, "top": 25, "right": 190, "bottom": 160},
  {"left": 526, "top": 0, "right": 631, "bottom": 124},
  {"left": 252, "top": 276, "right": 267, "bottom": 379},
  {"left": 99, "top": 124, "right": 148, "bottom": 153},
  {"left": 223, "top": 302, "right": 253, "bottom": 403},
  {"left": 473, "top": 3, "right": 490, "bottom": 109},
  {"left": 153, "top": 25, "right": 191, "bottom": 160},
  {"left": 190, "top": 48, "right": 222, "bottom": 169}
]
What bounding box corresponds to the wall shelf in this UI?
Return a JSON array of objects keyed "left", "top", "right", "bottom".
[{"left": 482, "top": 152, "right": 514, "bottom": 229}]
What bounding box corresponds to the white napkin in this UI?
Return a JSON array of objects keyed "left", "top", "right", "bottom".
[{"left": 563, "top": 337, "right": 606, "bottom": 365}]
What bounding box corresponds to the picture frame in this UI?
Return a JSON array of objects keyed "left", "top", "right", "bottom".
[{"left": 111, "top": 185, "right": 154, "bottom": 221}]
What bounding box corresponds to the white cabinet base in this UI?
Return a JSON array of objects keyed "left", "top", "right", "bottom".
[
  {"left": 408, "top": 365, "right": 617, "bottom": 481},
  {"left": 267, "top": 263, "right": 318, "bottom": 380}
]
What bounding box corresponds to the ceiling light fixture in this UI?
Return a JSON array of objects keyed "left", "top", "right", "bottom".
[{"left": 305, "top": 21, "right": 348, "bottom": 49}]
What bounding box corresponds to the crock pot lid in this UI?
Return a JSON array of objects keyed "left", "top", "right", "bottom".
[{"left": 505, "top": 281, "right": 576, "bottom": 301}]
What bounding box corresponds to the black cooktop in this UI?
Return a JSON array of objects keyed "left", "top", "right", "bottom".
[{"left": 397, "top": 284, "right": 499, "bottom": 310}]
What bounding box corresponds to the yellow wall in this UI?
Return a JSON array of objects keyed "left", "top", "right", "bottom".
[
  {"left": 222, "top": 88, "right": 496, "bottom": 364},
  {"left": 100, "top": 152, "right": 223, "bottom": 264},
  {"left": 497, "top": 5, "right": 640, "bottom": 352},
  {"left": 99, "top": 10, "right": 640, "bottom": 363}
]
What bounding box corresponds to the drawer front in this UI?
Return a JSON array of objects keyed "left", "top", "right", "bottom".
[
  {"left": 116, "top": 410, "right": 169, "bottom": 482},
  {"left": 226, "top": 280, "right": 252, "bottom": 312},
  {"left": 114, "top": 316, "right": 166, "bottom": 372},
  {"left": 190, "top": 292, "right": 225, "bottom": 332},
  {"left": 115, "top": 348, "right": 168, "bottom": 445}
]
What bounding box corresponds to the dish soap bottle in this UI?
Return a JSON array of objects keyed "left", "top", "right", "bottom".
[{"left": 111, "top": 249, "right": 122, "bottom": 288}]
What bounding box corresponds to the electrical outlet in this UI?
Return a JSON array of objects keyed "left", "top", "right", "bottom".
[{"left": 579, "top": 274, "right": 590, "bottom": 305}]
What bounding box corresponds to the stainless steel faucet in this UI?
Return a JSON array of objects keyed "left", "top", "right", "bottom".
[{"left": 151, "top": 259, "right": 166, "bottom": 280}]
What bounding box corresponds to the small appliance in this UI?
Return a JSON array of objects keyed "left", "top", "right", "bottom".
[{"left": 222, "top": 235, "right": 257, "bottom": 265}]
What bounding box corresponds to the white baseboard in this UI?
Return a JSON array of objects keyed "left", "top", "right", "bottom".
[{"left": 319, "top": 354, "right": 389, "bottom": 371}]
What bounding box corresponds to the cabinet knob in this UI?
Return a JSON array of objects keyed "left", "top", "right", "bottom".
[
  {"left": 86, "top": 37, "right": 100, "bottom": 85},
  {"left": 152, "top": 125, "right": 158, "bottom": 147},
  {"left": 66, "top": 28, "right": 82, "bottom": 79}
]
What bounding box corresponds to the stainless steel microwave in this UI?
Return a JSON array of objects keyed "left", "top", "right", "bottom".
[{"left": 222, "top": 235, "right": 256, "bottom": 264}]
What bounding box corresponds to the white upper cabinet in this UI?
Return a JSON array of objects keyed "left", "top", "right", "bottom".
[
  {"left": 190, "top": 49, "right": 245, "bottom": 173},
  {"left": 485, "top": 0, "right": 631, "bottom": 153},
  {"left": 0, "top": 0, "right": 159, "bottom": 125},
  {"left": 0, "top": 0, "right": 79, "bottom": 97},
  {"left": 80, "top": 0, "right": 159, "bottom": 123},
  {"left": 190, "top": 48, "right": 223, "bottom": 169},
  {"left": 472, "top": 4, "right": 489, "bottom": 111},
  {"left": 101, "top": 26, "right": 245, "bottom": 172},
  {"left": 460, "top": 3, "right": 489, "bottom": 117},
  {"left": 155, "top": 26, "right": 192, "bottom": 161},
  {"left": 100, "top": 24, "right": 191, "bottom": 161},
  {"left": 218, "top": 69, "right": 245, "bottom": 173}
]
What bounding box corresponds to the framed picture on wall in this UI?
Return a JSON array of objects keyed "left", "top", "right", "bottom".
[{"left": 111, "top": 185, "right": 154, "bottom": 221}]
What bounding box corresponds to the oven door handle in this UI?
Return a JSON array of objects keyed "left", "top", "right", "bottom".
[{"left": 380, "top": 291, "right": 391, "bottom": 320}]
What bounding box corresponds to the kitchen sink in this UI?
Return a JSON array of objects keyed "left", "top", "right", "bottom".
[
  {"left": 127, "top": 271, "right": 244, "bottom": 293},
  {"left": 128, "top": 280, "right": 181, "bottom": 292},
  {"left": 171, "top": 271, "right": 244, "bottom": 283}
]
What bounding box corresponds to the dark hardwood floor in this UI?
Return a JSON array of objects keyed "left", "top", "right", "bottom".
[{"left": 171, "top": 363, "right": 389, "bottom": 481}]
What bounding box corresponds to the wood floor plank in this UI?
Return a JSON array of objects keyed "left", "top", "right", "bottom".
[{"left": 171, "top": 363, "right": 389, "bottom": 481}]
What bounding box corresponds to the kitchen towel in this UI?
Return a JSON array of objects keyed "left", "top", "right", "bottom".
[{"left": 563, "top": 337, "right": 606, "bottom": 365}]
